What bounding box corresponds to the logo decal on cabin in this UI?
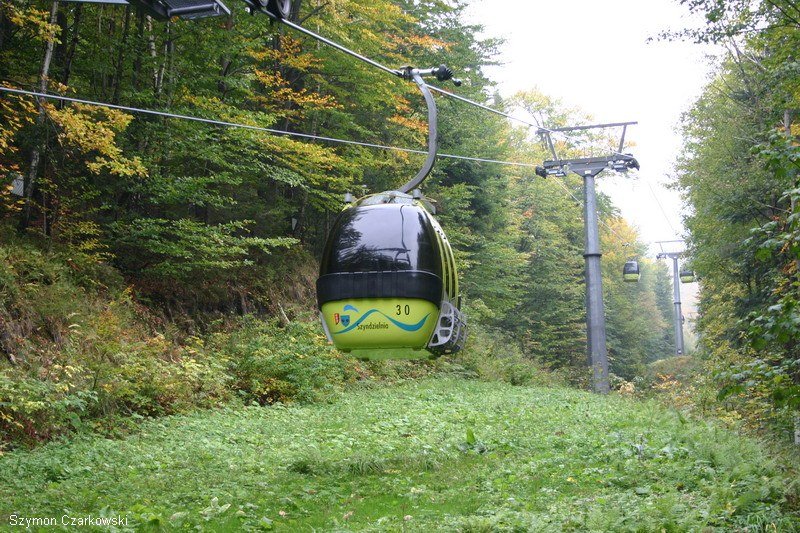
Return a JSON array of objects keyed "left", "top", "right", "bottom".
[{"left": 333, "top": 309, "right": 430, "bottom": 335}]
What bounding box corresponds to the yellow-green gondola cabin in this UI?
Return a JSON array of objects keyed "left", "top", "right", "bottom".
[
  {"left": 623, "top": 260, "right": 641, "bottom": 282},
  {"left": 316, "top": 191, "right": 465, "bottom": 360},
  {"left": 680, "top": 269, "right": 696, "bottom": 284}
]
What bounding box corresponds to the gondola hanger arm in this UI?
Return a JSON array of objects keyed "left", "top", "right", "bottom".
[{"left": 397, "top": 65, "right": 461, "bottom": 194}]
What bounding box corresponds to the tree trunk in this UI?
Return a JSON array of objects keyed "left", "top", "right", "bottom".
[
  {"left": 290, "top": 0, "right": 303, "bottom": 22},
  {"left": 0, "top": 6, "right": 8, "bottom": 51},
  {"left": 132, "top": 9, "right": 144, "bottom": 90},
  {"left": 21, "top": 0, "right": 59, "bottom": 231},
  {"left": 55, "top": 9, "right": 67, "bottom": 75},
  {"left": 59, "top": 3, "right": 82, "bottom": 87},
  {"left": 217, "top": 15, "right": 234, "bottom": 98},
  {"left": 112, "top": 6, "right": 131, "bottom": 104},
  {"left": 164, "top": 21, "right": 175, "bottom": 101},
  {"left": 147, "top": 16, "right": 160, "bottom": 96},
  {"left": 154, "top": 20, "right": 175, "bottom": 100},
  {"left": 786, "top": 109, "right": 800, "bottom": 447}
]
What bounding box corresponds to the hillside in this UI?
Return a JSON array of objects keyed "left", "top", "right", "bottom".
[
  {"left": 1, "top": 0, "right": 799, "bottom": 530},
  {"left": 2, "top": 379, "right": 796, "bottom": 531}
]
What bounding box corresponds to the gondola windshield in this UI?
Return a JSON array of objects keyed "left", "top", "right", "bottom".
[
  {"left": 622, "top": 260, "right": 640, "bottom": 282},
  {"left": 320, "top": 203, "right": 441, "bottom": 276}
]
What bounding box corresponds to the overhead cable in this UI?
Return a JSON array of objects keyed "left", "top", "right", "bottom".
[
  {"left": 280, "top": 19, "right": 402, "bottom": 78},
  {"left": 268, "top": 17, "right": 639, "bottom": 245},
  {"left": 271, "top": 15, "right": 543, "bottom": 131},
  {"left": 427, "top": 85, "right": 539, "bottom": 129},
  {"left": 645, "top": 179, "right": 679, "bottom": 237},
  {"left": 0, "top": 86, "right": 538, "bottom": 169},
  {"left": 0, "top": 88, "right": 623, "bottom": 237},
  {"left": 275, "top": 14, "right": 629, "bottom": 160},
  {"left": 546, "top": 175, "right": 628, "bottom": 243}
]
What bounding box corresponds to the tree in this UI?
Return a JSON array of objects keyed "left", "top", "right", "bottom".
[{"left": 672, "top": 0, "right": 800, "bottom": 434}]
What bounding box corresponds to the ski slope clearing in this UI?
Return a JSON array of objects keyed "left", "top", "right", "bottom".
[{"left": 1, "top": 379, "right": 796, "bottom": 531}]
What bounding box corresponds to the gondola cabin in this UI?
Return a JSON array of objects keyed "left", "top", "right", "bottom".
[
  {"left": 680, "top": 269, "right": 696, "bottom": 284},
  {"left": 622, "top": 260, "right": 640, "bottom": 282},
  {"left": 317, "top": 191, "right": 466, "bottom": 360}
]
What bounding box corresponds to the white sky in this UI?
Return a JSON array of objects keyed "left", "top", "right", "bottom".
[{"left": 464, "top": 0, "right": 719, "bottom": 312}]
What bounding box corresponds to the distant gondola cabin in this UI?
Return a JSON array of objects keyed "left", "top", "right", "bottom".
[
  {"left": 622, "top": 260, "right": 640, "bottom": 282},
  {"left": 680, "top": 269, "right": 696, "bottom": 283},
  {"left": 316, "top": 192, "right": 465, "bottom": 360}
]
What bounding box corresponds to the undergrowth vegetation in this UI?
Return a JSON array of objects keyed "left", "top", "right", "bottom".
[
  {"left": 0, "top": 234, "right": 555, "bottom": 450},
  {"left": 626, "top": 355, "right": 800, "bottom": 445},
  {"left": 2, "top": 380, "right": 797, "bottom": 531},
  {"left": 0, "top": 236, "right": 342, "bottom": 448}
]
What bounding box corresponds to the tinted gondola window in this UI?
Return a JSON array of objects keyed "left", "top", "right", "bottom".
[
  {"left": 623, "top": 260, "right": 640, "bottom": 275},
  {"left": 321, "top": 205, "right": 441, "bottom": 275}
]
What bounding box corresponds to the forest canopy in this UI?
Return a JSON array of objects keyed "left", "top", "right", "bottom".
[{"left": 2, "top": 0, "right": 679, "bottom": 446}]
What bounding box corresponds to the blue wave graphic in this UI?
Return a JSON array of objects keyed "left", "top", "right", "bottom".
[
  {"left": 334, "top": 309, "right": 430, "bottom": 335},
  {"left": 343, "top": 304, "right": 359, "bottom": 313}
]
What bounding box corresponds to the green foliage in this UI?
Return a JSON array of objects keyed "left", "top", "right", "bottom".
[
  {"left": 0, "top": 222, "right": 568, "bottom": 449},
  {"left": 667, "top": 0, "right": 800, "bottom": 44},
  {"left": 673, "top": 0, "right": 800, "bottom": 436},
  {"left": 0, "top": 370, "right": 97, "bottom": 444},
  {"left": 448, "top": 318, "right": 568, "bottom": 388},
  {"left": 508, "top": 171, "right": 587, "bottom": 369},
  {"left": 1, "top": 379, "right": 796, "bottom": 530},
  {"left": 602, "top": 219, "right": 675, "bottom": 378},
  {"left": 0, "top": 236, "right": 344, "bottom": 448},
  {"left": 207, "top": 317, "right": 358, "bottom": 405},
  {"left": 0, "top": 250, "right": 234, "bottom": 446},
  {"left": 0, "top": 4, "right": 796, "bottom": 527},
  {"left": 0, "top": 0, "right": 679, "bottom": 391},
  {"left": 110, "top": 218, "right": 295, "bottom": 280}
]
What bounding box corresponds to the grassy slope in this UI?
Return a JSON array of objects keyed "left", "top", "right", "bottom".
[{"left": 1, "top": 379, "right": 796, "bottom": 532}]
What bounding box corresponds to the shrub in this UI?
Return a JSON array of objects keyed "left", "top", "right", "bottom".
[
  {"left": 447, "top": 323, "right": 564, "bottom": 388},
  {"left": 0, "top": 369, "right": 97, "bottom": 443},
  {"left": 0, "top": 237, "right": 233, "bottom": 448},
  {"left": 207, "top": 316, "right": 358, "bottom": 405}
]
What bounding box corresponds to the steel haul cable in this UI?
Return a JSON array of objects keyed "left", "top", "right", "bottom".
[
  {"left": 0, "top": 86, "right": 538, "bottom": 169},
  {"left": 277, "top": 12, "right": 567, "bottom": 137},
  {"left": 645, "top": 179, "right": 679, "bottom": 237},
  {"left": 4, "top": 14, "right": 632, "bottom": 227},
  {"left": 0, "top": 85, "right": 628, "bottom": 239}
]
